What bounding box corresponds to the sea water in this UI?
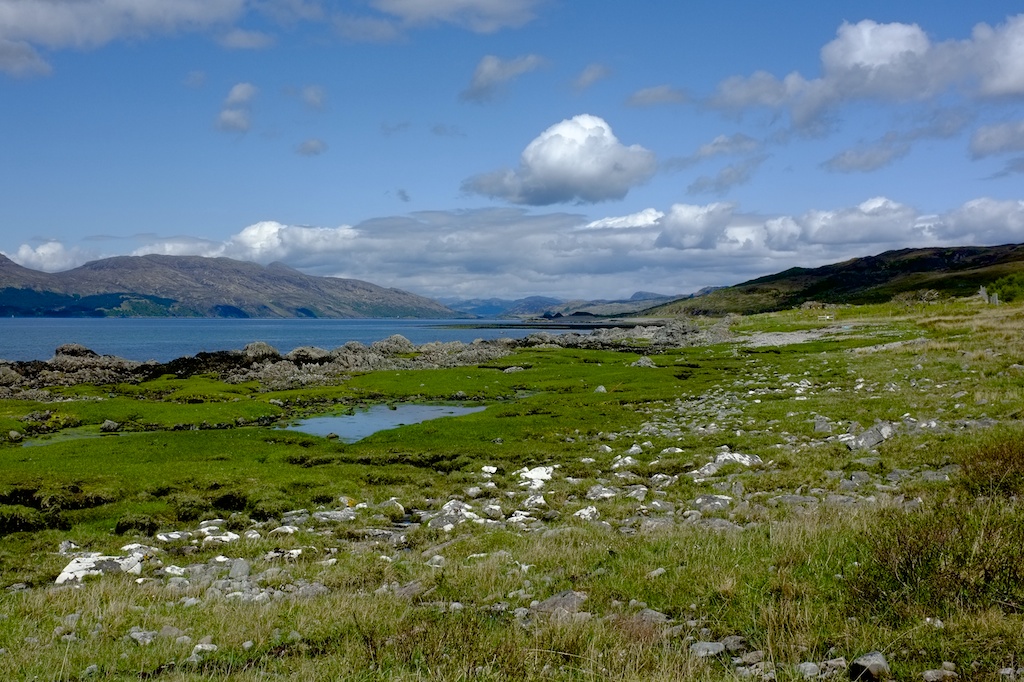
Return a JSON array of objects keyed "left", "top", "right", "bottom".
[{"left": 0, "top": 318, "right": 550, "bottom": 362}]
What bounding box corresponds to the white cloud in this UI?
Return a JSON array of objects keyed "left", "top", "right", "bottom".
[
  {"left": 710, "top": 15, "right": 1024, "bottom": 129},
  {"left": 971, "top": 120, "right": 1024, "bottom": 158},
  {"left": 573, "top": 63, "right": 610, "bottom": 91},
  {"left": 12, "top": 241, "right": 86, "bottom": 272},
  {"left": 462, "top": 114, "right": 657, "bottom": 205},
  {"left": 583, "top": 208, "right": 664, "bottom": 230},
  {"left": 938, "top": 198, "right": 1024, "bottom": 242},
  {"left": 626, "top": 85, "right": 687, "bottom": 107},
  {"left": 370, "top": 0, "right": 540, "bottom": 33},
  {"left": 688, "top": 155, "right": 767, "bottom": 195},
  {"left": 824, "top": 109, "right": 971, "bottom": 172},
  {"left": 224, "top": 82, "right": 258, "bottom": 106},
  {"left": 218, "top": 28, "right": 275, "bottom": 49},
  {"left": 217, "top": 82, "right": 258, "bottom": 132},
  {"left": 0, "top": 0, "right": 243, "bottom": 74},
  {"left": 823, "top": 138, "right": 911, "bottom": 173},
  {"left": 15, "top": 195, "right": 1024, "bottom": 299},
  {"left": 301, "top": 84, "right": 326, "bottom": 110},
  {"left": 0, "top": 38, "right": 50, "bottom": 76},
  {"left": 654, "top": 203, "right": 736, "bottom": 249},
  {"left": 217, "top": 108, "right": 250, "bottom": 132},
  {"left": 296, "top": 138, "right": 327, "bottom": 156},
  {"left": 461, "top": 54, "right": 545, "bottom": 102}
]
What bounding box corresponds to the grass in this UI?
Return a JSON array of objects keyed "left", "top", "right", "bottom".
[{"left": 0, "top": 297, "right": 1022, "bottom": 679}]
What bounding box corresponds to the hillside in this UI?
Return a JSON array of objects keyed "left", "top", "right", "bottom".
[
  {"left": 0, "top": 254, "right": 457, "bottom": 318},
  {"left": 648, "top": 243, "right": 1024, "bottom": 316}
]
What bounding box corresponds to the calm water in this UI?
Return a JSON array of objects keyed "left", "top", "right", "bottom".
[
  {"left": 282, "top": 404, "right": 486, "bottom": 442},
  {"left": 0, "top": 318, "right": 549, "bottom": 363}
]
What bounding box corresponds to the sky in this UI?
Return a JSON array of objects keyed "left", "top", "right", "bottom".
[{"left": 3, "top": 1, "right": 1024, "bottom": 302}]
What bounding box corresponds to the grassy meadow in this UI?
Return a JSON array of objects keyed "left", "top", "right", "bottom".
[{"left": 1, "top": 298, "right": 1023, "bottom": 680}]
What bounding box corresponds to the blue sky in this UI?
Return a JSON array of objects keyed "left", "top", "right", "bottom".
[{"left": 3, "top": 1, "right": 1024, "bottom": 300}]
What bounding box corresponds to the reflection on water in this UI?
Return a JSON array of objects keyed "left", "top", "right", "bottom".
[{"left": 282, "top": 404, "right": 486, "bottom": 442}]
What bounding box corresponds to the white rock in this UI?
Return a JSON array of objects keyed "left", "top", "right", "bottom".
[{"left": 573, "top": 506, "right": 600, "bottom": 521}]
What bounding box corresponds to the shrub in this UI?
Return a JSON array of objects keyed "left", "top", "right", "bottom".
[
  {"left": 957, "top": 428, "right": 1024, "bottom": 497},
  {"left": 0, "top": 504, "right": 46, "bottom": 535},
  {"left": 114, "top": 513, "right": 159, "bottom": 536},
  {"left": 990, "top": 272, "right": 1024, "bottom": 302},
  {"left": 170, "top": 493, "right": 213, "bottom": 522},
  {"left": 848, "top": 498, "right": 1024, "bottom": 621}
]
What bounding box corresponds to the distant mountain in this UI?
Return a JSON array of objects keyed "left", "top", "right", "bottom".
[
  {"left": 645, "top": 244, "right": 1024, "bottom": 316},
  {"left": 439, "top": 296, "right": 564, "bottom": 318},
  {"left": 440, "top": 291, "right": 695, "bottom": 318},
  {"left": 0, "top": 254, "right": 457, "bottom": 318}
]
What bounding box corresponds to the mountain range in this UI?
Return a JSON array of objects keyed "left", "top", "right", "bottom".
[
  {"left": 0, "top": 254, "right": 456, "bottom": 318},
  {"left": 646, "top": 243, "right": 1024, "bottom": 316}
]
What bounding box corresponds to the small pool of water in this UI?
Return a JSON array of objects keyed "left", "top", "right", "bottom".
[{"left": 282, "top": 404, "right": 486, "bottom": 442}]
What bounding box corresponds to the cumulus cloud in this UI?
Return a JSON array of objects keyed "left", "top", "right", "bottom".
[
  {"left": 462, "top": 114, "right": 657, "bottom": 205},
  {"left": 938, "top": 198, "right": 1024, "bottom": 242},
  {"left": 218, "top": 27, "right": 275, "bottom": 49},
  {"left": 709, "top": 15, "right": 1024, "bottom": 130},
  {"left": 626, "top": 85, "right": 687, "bottom": 107},
  {"left": 296, "top": 138, "right": 327, "bottom": 156},
  {"left": 573, "top": 63, "right": 611, "bottom": 91},
  {"left": 654, "top": 203, "right": 736, "bottom": 249},
  {"left": 688, "top": 155, "right": 767, "bottom": 195},
  {"left": 460, "top": 54, "right": 544, "bottom": 102},
  {"left": 971, "top": 120, "right": 1024, "bottom": 158},
  {"left": 0, "top": 0, "right": 243, "bottom": 74},
  {"left": 217, "top": 108, "right": 251, "bottom": 132}
]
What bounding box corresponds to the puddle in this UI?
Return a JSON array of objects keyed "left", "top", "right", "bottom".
[
  {"left": 22, "top": 427, "right": 119, "bottom": 447},
  {"left": 281, "top": 403, "right": 486, "bottom": 442}
]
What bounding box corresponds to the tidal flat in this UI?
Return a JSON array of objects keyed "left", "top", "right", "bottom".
[{"left": 1, "top": 300, "right": 1023, "bottom": 680}]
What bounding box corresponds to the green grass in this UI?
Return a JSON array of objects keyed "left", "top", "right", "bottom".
[{"left": 1, "top": 299, "right": 1023, "bottom": 679}]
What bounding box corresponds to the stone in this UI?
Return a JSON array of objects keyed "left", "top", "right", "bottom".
[
  {"left": 518, "top": 466, "right": 554, "bottom": 490},
  {"left": 56, "top": 553, "right": 145, "bottom": 584},
  {"left": 922, "top": 671, "right": 957, "bottom": 682},
  {"left": 573, "top": 506, "right": 599, "bottom": 521},
  {"left": 594, "top": 385, "right": 607, "bottom": 393},
  {"left": 721, "top": 635, "right": 747, "bottom": 653},
  {"left": 797, "top": 662, "right": 821, "bottom": 678},
  {"left": 533, "top": 590, "right": 587, "bottom": 614},
  {"left": 128, "top": 628, "right": 158, "bottom": 646},
  {"left": 849, "top": 422, "right": 898, "bottom": 450},
  {"left": 99, "top": 419, "right": 121, "bottom": 433},
  {"left": 631, "top": 356, "right": 657, "bottom": 368},
  {"left": 7, "top": 430, "right": 22, "bottom": 442},
  {"left": 690, "top": 641, "right": 725, "bottom": 658},
  {"left": 850, "top": 651, "right": 890, "bottom": 681},
  {"left": 229, "top": 559, "right": 250, "bottom": 579}
]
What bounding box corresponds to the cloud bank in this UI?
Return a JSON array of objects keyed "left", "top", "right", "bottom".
[{"left": 10, "top": 197, "right": 1024, "bottom": 300}]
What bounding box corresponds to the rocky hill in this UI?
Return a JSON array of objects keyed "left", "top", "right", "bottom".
[
  {"left": 647, "top": 243, "right": 1024, "bottom": 316},
  {"left": 0, "top": 254, "right": 457, "bottom": 318}
]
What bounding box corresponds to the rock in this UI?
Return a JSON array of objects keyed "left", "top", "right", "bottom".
[
  {"left": 922, "top": 671, "right": 957, "bottom": 682},
  {"left": 721, "top": 635, "right": 747, "bottom": 653},
  {"left": 573, "top": 506, "right": 600, "bottom": 521},
  {"left": 128, "top": 628, "right": 158, "bottom": 646},
  {"left": 7, "top": 430, "right": 22, "bottom": 442},
  {"left": 631, "top": 356, "right": 657, "bottom": 368},
  {"left": 797, "top": 662, "right": 821, "bottom": 678},
  {"left": 99, "top": 419, "right": 121, "bottom": 433},
  {"left": 850, "top": 651, "right": 890, "bottom": 681},
  {"left": 518, "top": 466, "right": 554, "bottom": 490},
  {"left": 56, "top": 553, "right": 146, "bottom": 584},
  {"left": 635, "top": 608, "right": 670, "bottom": 623},
  {"left": 647, "top": 567, "right": 666, "bottom": 578},
  {"left": 229, "top": 559, "right": 250, "bottom": 579},
  {"left": 612, "top": 456, "right": 639, "bottom": 470},
  {"left": 426, "top": 555, "right": 446, "bottom": 568},
  {"left": 695, "top": 494, "right": 732, "bottom": 512},
  {"left": 849, "top": 422, "right": 898, "bottom": 450},
  {"left": 594, "top": 385, "right": 607, "bottom": 393},
  {"left": 586, "top": 485, "right": 618, "bottom": 501},
  {"left": 814, "top": 416, "right": 833, "bottom": 433},
  {"left": 533, "top": 590, "right": 587, "bottom": 614},
  {"left": 690, "top": 641, "right": 725, "bottom": 658}
]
